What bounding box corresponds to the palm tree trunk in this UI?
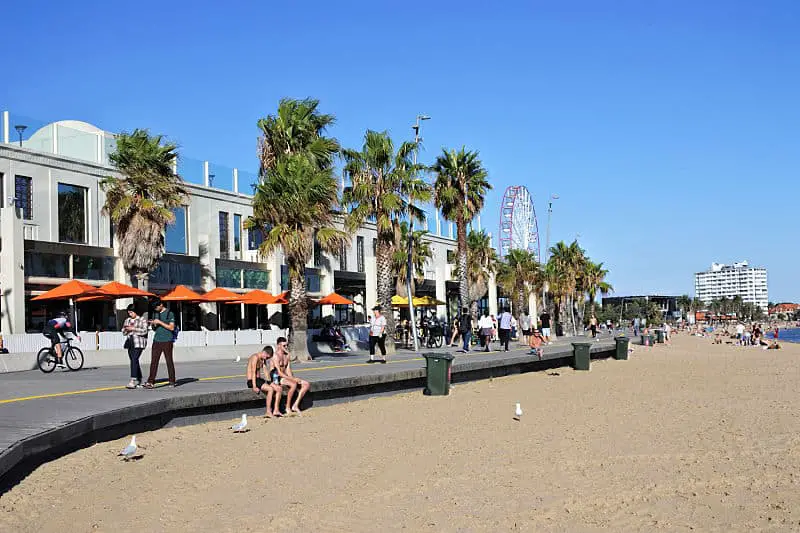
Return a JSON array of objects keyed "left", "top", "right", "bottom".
[
  {"left": 456, "top": 220, "right": 468, "bottom": 312},
  {"left": 375, "top": 239, "right": 396, "bottom": 353},
  {"left": 288, "top": 263, "right": 311, "bottom": 362}
]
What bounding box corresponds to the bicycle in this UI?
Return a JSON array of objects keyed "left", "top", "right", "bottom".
[{"left": 37, "top": 334, "right": 84, "bottom": 373}]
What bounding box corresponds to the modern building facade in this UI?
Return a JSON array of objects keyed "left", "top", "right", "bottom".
[
  {"left": 0, "top": 115, "right": 515, "bottom": 334},
  {"left": 694, "top": 261, "right": 768, "bottom": 310}
]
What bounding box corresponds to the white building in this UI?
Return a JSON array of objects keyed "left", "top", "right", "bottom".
[
  {"left": 694, "top": 261, "right": 768, "bottom": 310},
  {"left": 1, "top": 114, "right": 496, "bottom": 334}
]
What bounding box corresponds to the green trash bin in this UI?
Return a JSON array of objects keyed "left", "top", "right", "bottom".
[
  {"left": 614, "top": 336, "right": 629, "bottom": 360},
  {"left": 655, "top": 329, "right": 665, "bottom": 343},
  {"left": 572, "top": 342, "right": 592, "bottom": 371},
  {"left": 423, "top": 352, "right": 455, "bottom": 396}
]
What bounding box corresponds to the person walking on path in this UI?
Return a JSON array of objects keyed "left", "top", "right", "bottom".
[
  {"left": 367, "top": 305, "right": 387, "bottom": 363},
  {"left": 540, "top": 310, "right": 553, "bottom": 344},
  {"left": 498, "top": 308, "right": 512, "bottom": 351},
  {"left": 122, "top": 304, "right": 148, "bottom": 389},
  {"left": 478, "top": 311, "right": 494, "bottom": 352},
  {"left": 519, "top": 312, "right": 532, "bottom": 345},
  {"left": 144, "top": 300, "right": 177, "bottom": 388},
  {"left": 589, "top": 315, "right": 598, "bottom": 340},
  {"left": 459, "top": 308, "right": 472, "bottom": 352}
]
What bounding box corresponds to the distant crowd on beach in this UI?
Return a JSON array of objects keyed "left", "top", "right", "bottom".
[{"left": 690, "top": 321, "right": 784, "bottom": 350}]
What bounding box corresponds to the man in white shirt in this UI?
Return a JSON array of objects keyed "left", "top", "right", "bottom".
[
  {"left": 519, "top": 312, "right": 532, "bottom": 344},
  {"left": 498, "top": 308, "right": 512, "bottom": 351},
  {"left": 735, "top": 322, "right": 745, "bottom": 346},
  {"left": 368, "top": 305, "right": 387, "bottom": 363}
]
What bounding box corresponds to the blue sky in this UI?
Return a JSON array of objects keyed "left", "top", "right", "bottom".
[{"left": 2, "top": 1, "right": 798, "bottom": 301}]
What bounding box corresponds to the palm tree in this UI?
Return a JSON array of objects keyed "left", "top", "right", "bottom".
[
  {"left": 257, "top": 97, "right": 339, "bottom": 176},
  {"left": 249, "top": 97, "right": 342, "bottom": 361},
  {"left": 392, "top": 222, "right": 433, "bottom": 298},
  {"left": 452, "top": 229, "right": 498, "bottom": 321},
  {"left": 101, "top": 129, "right": 188, "bottom": 291},
  {"left": 342, "top": 130, "right": 430, "bottom": 346},
  {"left": 496, "top": 249, "right": 543, "bottom": 322},
  {"left": 432, "top": 148, "right": 491, "bottom": 311},
  {"left": 582, "top": 261, "right": 613, "bottom": 317},
  {"left": 677, "top": 294, "right": 692, "bottom": 318},
  {"left": 248, "top": 154, "right": 347, "bottom": 361},
  {"left": 546, "top": 240, "right": 587, "bottom": 336}
]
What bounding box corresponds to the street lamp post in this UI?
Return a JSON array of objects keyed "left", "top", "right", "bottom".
[
  {"left": 407, "top": 114, "right": 430, "bottom": 353},
  {"left": 14, "top": 125, "right": 27, "bottom": 147},
  {"left": 542, "top": 193, "right": 559, "bottom": 311}
]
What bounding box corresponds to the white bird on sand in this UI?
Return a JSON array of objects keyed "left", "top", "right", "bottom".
[
  {"left": 514, "top": 403, "right": 523, "bottom": 419},
  {"left": 234, "top": 355, "right": 241, "bottom": 363},
  {"left": 119, "top": 435, "right": 137, "bottom": 460},
  {"left": 231, "top": 414, "right": 248, "bottom": 433}
]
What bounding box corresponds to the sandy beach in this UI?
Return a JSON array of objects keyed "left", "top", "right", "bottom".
[{"left": 2, "top": 334, "right": 800, "bottom": 532}]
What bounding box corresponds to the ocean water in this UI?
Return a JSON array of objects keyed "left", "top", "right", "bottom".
[{"left": 768, "top": 327, "right": 800, "bottom": 343}]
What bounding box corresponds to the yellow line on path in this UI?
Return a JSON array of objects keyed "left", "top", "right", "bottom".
[{"left": 0, "top": 348, "right": 514, "bottom": 405}]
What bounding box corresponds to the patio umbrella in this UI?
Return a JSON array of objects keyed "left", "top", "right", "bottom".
[
  {"left": 224, "top": 290, "right": 277, "bottom": 329},
  {"left": 201, "top": 287, "right": 241, "bottom": 330},
  {"left": 31, "top": 280, "right": 102, "bottom": 331},
  {"left": 75, "top": 281, "right": 155, "bottom": 302},
  {"left": 412, "top": 295, "right": 446, "bottom": 307},
  {"left": 160, "top": 285, "right": 203, "bottom": 330},
  {"left": 274, "top": 291, "right": 289, "bottom": 304},
  {"left": 317, "top": 292, "right": 354, "bottom": 305}
]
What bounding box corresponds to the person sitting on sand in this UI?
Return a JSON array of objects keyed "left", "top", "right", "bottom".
[
  {"left": 246, "top": 346, "right": 283, "bottom": 417},
  {"left": 273, "top": 336, "right": 311, "bottom": 414},
  {"left": 767, "top": 341, "right": 781, "bottom": 350},
  {"left": 529, "top": 328, "right": 544, "bottom": 360}
]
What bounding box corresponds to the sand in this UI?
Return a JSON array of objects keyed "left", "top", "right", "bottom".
[{"left": 3, "top": 335, "right": 800, "bottom": 532}]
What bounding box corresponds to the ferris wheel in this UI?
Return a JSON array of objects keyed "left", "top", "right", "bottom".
[{"left": 498, "top": 185, "right": 541, "bottom": 261}]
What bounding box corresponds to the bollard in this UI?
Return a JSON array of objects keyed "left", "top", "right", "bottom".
[{"left": 571, "top": 341, "right": 592, "bottom": 371}]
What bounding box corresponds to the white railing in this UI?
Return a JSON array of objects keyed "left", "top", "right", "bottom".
[{"left": 2, "top": 329, "right": 287, "bottom": 353}]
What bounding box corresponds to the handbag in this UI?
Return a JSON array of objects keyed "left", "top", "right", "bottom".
[{"left": 123, "top": 336, "right": 132, "bottom": 349}]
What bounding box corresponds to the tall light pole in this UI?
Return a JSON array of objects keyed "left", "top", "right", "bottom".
[
  {"left": 14, "top": 125, "right": 27, "bottom": 147},
  {"left": 407, "top": 114, "right": 430, "bottom": 352},
  {"left": 542, "top": 193, "right": 559, "bottom": 311}
]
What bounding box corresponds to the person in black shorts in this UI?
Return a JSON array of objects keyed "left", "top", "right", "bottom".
[{"left": 245, "top": 346, "right": 283, "bottom": 417}]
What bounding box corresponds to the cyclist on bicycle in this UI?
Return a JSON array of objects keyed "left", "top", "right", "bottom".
[{"left": 43, "top": 311, "right": 74, "bottom": 365}]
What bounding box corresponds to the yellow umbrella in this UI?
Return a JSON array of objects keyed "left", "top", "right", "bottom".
[{"left": 413, "top": 295, "right": 446, "bottom": 307}]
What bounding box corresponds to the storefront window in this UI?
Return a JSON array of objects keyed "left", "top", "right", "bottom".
[
  {"left": 217, "top": 267, "right": 241, "bottom": 288},
  {"left": 58, "top": 183, "right": 87, "bottom": 243},
  {"left": 243, "top": 269, "right": 269, "bottom": 289},
  {"left": 73, "top": 256, "right": 115, "bottom": 280},
  {"left": 24, "top": 252, "right": 69, "bottom": 278}
]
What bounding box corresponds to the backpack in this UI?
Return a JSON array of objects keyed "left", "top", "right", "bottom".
[{"left": 171, "top": 322, "right": 180, "bottom": 343}]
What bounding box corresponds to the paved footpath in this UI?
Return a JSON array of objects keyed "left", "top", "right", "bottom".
[{"left": 0, "top": 334, "right": 616, "bottom": 482}]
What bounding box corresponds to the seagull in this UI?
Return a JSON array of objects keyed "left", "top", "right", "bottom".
[
  {"left": 231, "top": 414, "right": 248, "bottom": 433},
  {"left": 514, "top": 403, "right": 523, "bottom": 421},
  {"left": 234, "top": 355, "right": 241, "bottom": 363},
  {"left": 119, "top": 435, "right": 137, "bottom": 460}
]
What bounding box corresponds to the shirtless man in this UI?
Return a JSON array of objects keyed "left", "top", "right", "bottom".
[
  {"left": 274, "top": 336, "right": 311, "bottom": 414},
  {"left": 529, "top": 328, "right": 545, "bottom": 360},
  {"left": 246, "top": 346, "right": 283, "bottom": 417}
]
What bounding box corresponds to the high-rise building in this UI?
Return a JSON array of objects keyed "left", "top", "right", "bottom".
[{"left": 694, "top": 261, "right": 768, "bottom": 310}]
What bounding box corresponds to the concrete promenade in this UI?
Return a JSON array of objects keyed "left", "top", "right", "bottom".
[{"left": 0, "top": 334, "right": 627, "bottom": 487}]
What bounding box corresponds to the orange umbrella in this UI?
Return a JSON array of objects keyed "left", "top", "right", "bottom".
[
  {"left": 274, "top": 291, "right": 289, "bottom": 304},
  {"left": 201, "top": 287, "right": 241, "bottom": 302},
  {"left": 76, "top": 281, "right": 155, "bottom": 302},
  {"left": 32, "top": 280, "right": 101, "bottom": 301},
  {"left": 317, "top": 292, "right": 354, "bottom": 306},
  {"left": 160, "top": 285, "right": 203, "bottom": 302},
  {"left": 225, "top": 289, "right": 277, "bottom": 305}
]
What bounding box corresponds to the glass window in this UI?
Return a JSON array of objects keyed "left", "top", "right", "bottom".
[
  {"left": 373, "top": 238, "right": 377, "bottom": 256},
  {"left": 233, "top": 214, "right": 242, "bottom": 252},
  {"left": 58, "top": 183, "right": 87, "bottom": 243},
  {"left": 357, "top": 236, "right": 365, "bottom": 273},
  {"left": 280, "top": 265, "right": 288, "bottom": 291},
  {"left": 73, "top": 255, "right": 115, "bottom": 280},
  {"left": 243, "top": 269, "right": 269, "bottom": 289},
  {"left": 24, "top": 252, "right": 69, "bottom": 278},
  {"left": 219, "top": 212, "right": 229, "bottom": 258},
  {"left": 15, "top": 176, "right": 32, "bottom": 220},
  {"left": 248, "top": 226, "right": 265, "bottom": 250},
  {"left": 339, "top": 242, "right": 347, "bottom": 271},
  {"left": 217, "top": 267, "right": 241, "bottom": 288},
  {"left": 447, "top": 250, "right": 455, "bottom": 264},
  {"left": 313, "top": 235, "right": 321, "bottom": 267},
  {"left": 306, "top": 269, "right": 321, "bottom": 293},
  {"left": 165, "top": 207, "right": 187, "bottom": 254}
]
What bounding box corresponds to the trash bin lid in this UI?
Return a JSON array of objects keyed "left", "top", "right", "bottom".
[{"left": 422, "top": 352, "right": 455, "bottom": 361}]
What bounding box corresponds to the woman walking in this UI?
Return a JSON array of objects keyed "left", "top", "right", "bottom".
[{"left": 122, "top": 304, "right": 148, "bottom": 389}]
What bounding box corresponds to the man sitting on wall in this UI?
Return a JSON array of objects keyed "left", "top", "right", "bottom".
[{"left": 529, "top": 328, "right": 545, "bottom": 360}]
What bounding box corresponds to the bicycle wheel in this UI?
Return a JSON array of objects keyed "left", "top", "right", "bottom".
[
  {"left": 65, "top": 346, "right": 84, "bottom": 371},
  {"left": 37, "top": 347, "right": 57, "bottom": 373}
]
